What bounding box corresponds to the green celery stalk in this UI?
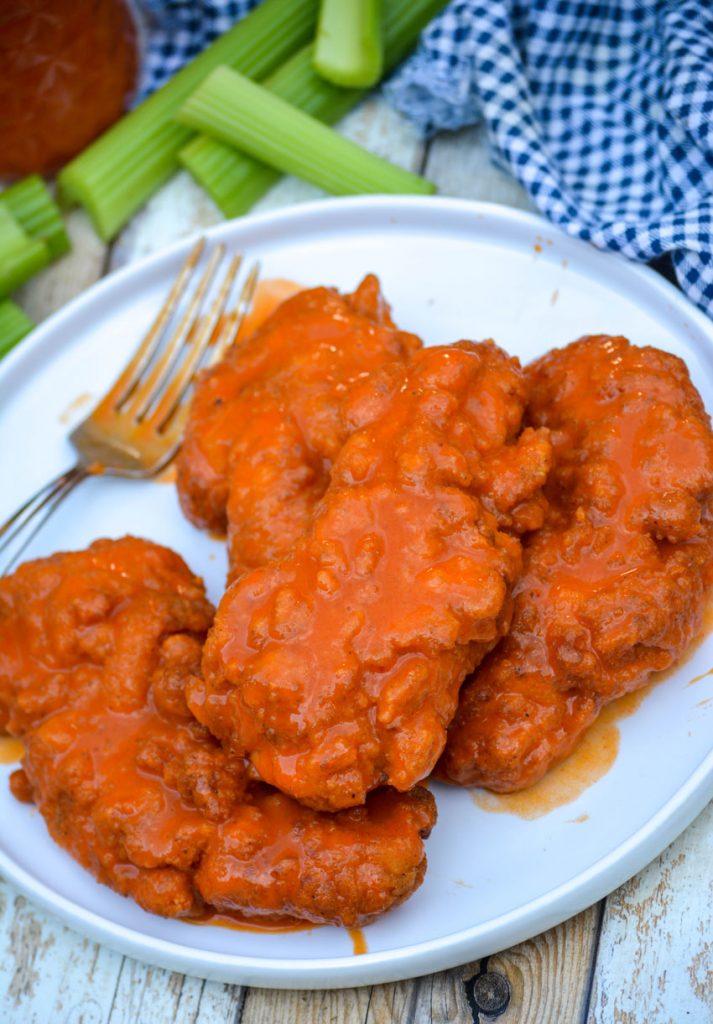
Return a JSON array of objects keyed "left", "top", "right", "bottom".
[
  {"left": 0, "top": 206, "right": 49, "bottom": 298},
  {"left": 178, "top": 0, "right": 448, "bottom": 218},
  {"left": 313, "top": 0, "right": 383, "bottom": 88},
  {"left": 0, "top": 300, "right": 34, "bottom": 359},
  {"left": 179, "top": 137, "right": 279, "bottom": 220},
  {"left": 1, "top": 175, "right": 70, "bottom": 259},
  {"left": 176, "top": 68, "right": 434, "bottom": 198},
  {"left": 57, "top": 0, "right": 319, "bottom": 241}
]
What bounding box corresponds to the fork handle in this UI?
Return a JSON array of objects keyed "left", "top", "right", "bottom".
[{"left": 0, "top": 465, "right": 88, "bottom": 576}]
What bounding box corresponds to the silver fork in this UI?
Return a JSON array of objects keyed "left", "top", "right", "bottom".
[{"left": 0, "top": 238, "right": 259, "bottom": 576}]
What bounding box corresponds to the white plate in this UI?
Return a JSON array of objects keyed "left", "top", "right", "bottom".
[{"left": 1, "top": 197, "right": 712, "bottom": 989}]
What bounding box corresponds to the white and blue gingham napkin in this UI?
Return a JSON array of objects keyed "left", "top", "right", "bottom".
[
  {"left": 137, "top": 0, "right": 259, "bottom": 96},
  {"left": 140, "top": 0, "right": 713, "bottom": 317},
  {"left": 385, "top": 0, "right": 713, "bottom": 317}
]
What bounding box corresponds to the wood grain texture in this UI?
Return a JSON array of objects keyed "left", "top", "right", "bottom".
[
  {"left": 423, "top": 123, "right": 537, "bottom": 211},
  {"left": 0, "top": 881, "right": 123, "bottom": 1024},
  {"left": 15, "top": 209, "right": 108, "bottom": 322},
  {"left": 240, "top": 985, "right": 370, "bottom": 1024},
  {"left": 485, "top": 905, "right": 602, "bottom": 1023},
  {"left": 364, "top": 965, "right": 475, "bottom": 1024},
  {"left": 587, "top": 798, "right": 713, "bottom": 1024}
]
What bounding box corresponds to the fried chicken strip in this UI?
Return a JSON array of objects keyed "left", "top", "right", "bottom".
[
  {"left": 176, "top": 275, "right": 422, "bottom": 576},
  {"left": 439, "top": 336, "right": 713, "bottom": 791},
  {"left": 1, "top": 539, "right": 435, "bottom": 926},
  {"left": 196, "top": 342, "right": 552, "bottom": 812}
]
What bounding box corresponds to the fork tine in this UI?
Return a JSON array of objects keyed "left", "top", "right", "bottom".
[
  {"left": 1, "top": 468, "right": 87, "bottom": 576},
  {"left": 0, "top": 466, "right": 86, "bottom": 559},
  {"left": 125, "top": 244, "right": 225, "bottom": 421},
  {"left": 156, "top": 403, "right": 190, "bottom": 457},
  {"left": 100, "top": 238, "right": 205, "bottom": 411},
  {"left": 153, "top": 262, "right": 259, "bottom": 440},
  {"left": 210, "top": 261, "right": 260, "bottom": 364},
  {"left": 147, "top": 253, "right": 243, "bottom": 431}
]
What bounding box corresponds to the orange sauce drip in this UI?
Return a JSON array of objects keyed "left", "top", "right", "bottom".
[
  {"left": 473, "top": 684, "right": 653, "bottom": 820},
  {"left": 349, "top": 927, "right": 368, "bottom": 955},
  {"left": 59, "top": 392, "right": 93, "bottom": 425},
  {"left": 237, "top": 280, "right": 303, "bottom": 341},
  {"left": 0, "top": 737, "right": 24, "bottom": 764},
  {"left": 188, "top": 909, "right": 314, "bottom": 934},
  {"left": 208, "top": 280, "right": 303, "bottom": 353},
  {"left": 156, "top": 464, "right": 178, "bottom": 485}
]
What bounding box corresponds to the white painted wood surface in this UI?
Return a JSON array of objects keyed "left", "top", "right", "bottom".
[{"left": 2, "top": 94, "right": 712, "bottom": 1024}]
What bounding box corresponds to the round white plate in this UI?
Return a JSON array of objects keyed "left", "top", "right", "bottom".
[{"left": 1, "top": 197, "right": 712, "bottom": 989}]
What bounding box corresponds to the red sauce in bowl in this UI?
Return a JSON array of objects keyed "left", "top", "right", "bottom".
[{"left": 0, "top": 0, "right": 138, "bottom": 177}]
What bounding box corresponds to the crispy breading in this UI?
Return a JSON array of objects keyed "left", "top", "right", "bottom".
[
  {"left": 439, "top": 336, "right": 713, "bottom": 790},
  {"left": 197, "top": 342, "right": 551, "bottom": 811},
  {"left": 176, "top": 275, "right": 421, "bottom": 576},
  {"left": 1, "top": 539, "right": 435, "bottom": 926}
]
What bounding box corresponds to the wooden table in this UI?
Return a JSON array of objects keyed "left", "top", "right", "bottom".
[{"left": 2, "top": 95, "right": 712, "bottom": 1024}]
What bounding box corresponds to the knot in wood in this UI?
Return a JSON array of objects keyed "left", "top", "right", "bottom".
[{"left": 466, "top": 969, "right": 511, "bottom": 1018}]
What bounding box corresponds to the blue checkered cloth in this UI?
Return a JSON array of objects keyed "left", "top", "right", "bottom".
[
  {"left": 137, "top": 1, "right": 260, "bottom": 97},
  {"left": 140, "top": 1, "right": 713, "bottom": 316},
  {"left": 385, "top": 0, "right": 713, "bottom": 317}
]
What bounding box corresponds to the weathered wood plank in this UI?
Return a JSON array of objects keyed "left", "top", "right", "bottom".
[
  {"left": 192, "top": 981, "right": 245, "bottom": 1024},
  {"left": 424, "top": 123, "right": 537, "bottom": 211},
  {"left": 587, "top": 799, "right": 713, "bottom": 1024},
  {"left": 106, "top": 958, "right": 245, "bottom": 1024},
  {"left": 15, "top": 209, "right": 108, "bottom": 322},
  {"left": 240, "top": 985, "right": 370, "bottom": 1024},
  {"left": 364, "top": 965, "right": 473, "bottom": 1024},
  {"left": 484, "top": 905, "right": 602, "bottom": 1023},
  {"left": 0, "top": 880, "right": 124, "bottom": 1024}
]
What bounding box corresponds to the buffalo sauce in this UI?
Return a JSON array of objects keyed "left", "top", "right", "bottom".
[
  {"left": 471, "top": 685, "right": 651, "bottom": 820},
  {"left": 348, "top": 928, "right": 368, "bottom": 955},
  {"left": 237, "top": 280, "right": 303, "bottom": 340},
  {"left": 188, "top": 909, "right": 314, "bottom": 934},
  {"left": 0, "top": 737, "right": 24, "bottom": 764},
  {"left": 210, "top": 279, "right": 303, "bottom": 351},
  {"left": 472, "top": 596, "right": 713, "bottom": 819}
]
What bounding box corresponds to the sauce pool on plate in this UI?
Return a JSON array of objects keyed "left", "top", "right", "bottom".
[
  {"left": 0, "top": 737, "right": 24, "bottom": 764},
  {"left": 471, "top": 686, "right": 649, "bottom": 820}
]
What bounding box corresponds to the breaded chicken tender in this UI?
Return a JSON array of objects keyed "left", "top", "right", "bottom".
[
  {"left": 0, "top": 536, "right": 214, "bottom": 736},
  {"left": 176, "top": 275, "right": 422, "bottom": 576},
  {"left": 439, "top": 336, "right": 713, "bottom": 791},
  {"left": 1, "top": 539, "right": 436, "bottom": 926},
  {"left": 196, "top": 342, "right": 551, "bottom": 812}
]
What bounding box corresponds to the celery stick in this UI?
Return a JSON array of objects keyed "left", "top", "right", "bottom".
[
  {"left": 0, "top": 300, "right": 34, "bottom": 359},
  {"left": 177, "top": 68, "right": 435, "bottom": 198},
  {"left": 178, "top": 0, "right": 448, "bottom": 217},
  {"left": 57, "top": 0, "right": 319, "bottom": 241},
  {"left": 1, "top": 176, "right": 70, "bottom": 259},
  {"left": 179, "top": 138, "right": 279, "bottom": 219},
  {"left": 314, "top": 0, "right": 383, "bottom": 88},
  {"left": 0, "top": 206, "right": 49, "bottom": 298}
]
